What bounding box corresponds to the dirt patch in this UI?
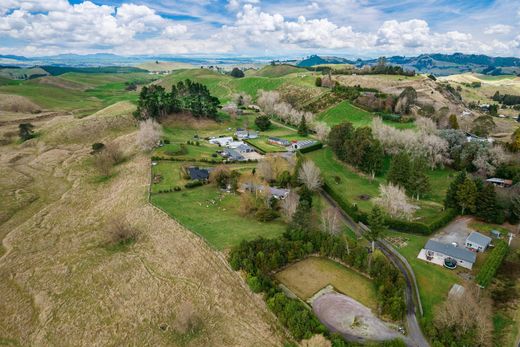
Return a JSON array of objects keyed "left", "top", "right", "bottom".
[
  {"left": 37, "top": 76, "right": 88, "bottom": 91},
  {"left": 431, "top": 216, "right": 473, "bottom": 246},
  {"left": 312, "top": 290, "right": 401, "bottom": 342}
]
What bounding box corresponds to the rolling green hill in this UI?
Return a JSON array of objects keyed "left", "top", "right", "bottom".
[{"left": 248, "top": 64, "right": 306, "bottom": 77}]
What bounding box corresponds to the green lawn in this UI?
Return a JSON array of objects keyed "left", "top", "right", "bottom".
[
  {"left": 318, "top": 100, "right": 415, "bottom": 129},
  {"left": 384, "top": 230, "right": 459, "bottom": 326},
  {"left": 151, "top": 184, "right": 286, "bottom": 250},
  {"left": 307, "top": 147, "right": 453, "bottom": 223}
]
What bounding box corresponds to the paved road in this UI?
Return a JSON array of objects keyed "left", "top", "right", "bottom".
[{"left": 319, "top": 190, "right": 430, "bottom": 347}]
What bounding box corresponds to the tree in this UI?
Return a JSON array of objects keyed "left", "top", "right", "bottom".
[
  {"left": 298, "top": 161, "right": 322, "bottom": 191},
  {"left": 280, "top": 191, "right": 300, "bottom": 222},
  {"left": 408, "top": 157, "right": 431, "bottom": 199},
  {"left": 472, "top": 115, "right": 496, "bottom": 137},
  {"left": 230, "top": 67, "right": 245, "bottom": 78},
  {"left": 445, "top": 171, "right": 467, "bottom": 209},
  {"left": 232, "top": 92, "right": 252, "bottom": 107},
  {"left": 374, "top": 183, "right": 418, "bottom": 220},
  {"left": 222, "top": 103, "right": 239, "bottom": 118},
  {"left": 476, "top": 184, "right": 501, "bottom": 223},
  {"left": 298, "top": 115, "right": 309, "bottom": 136},
  {"left": 210, "top": 165, "right": 232, "bottom": 189},
  {"left": 136, "top": 118, "right": 162, "bottom": 151},
  {"left": 315, "top": 77, "right": 322, "bottom": 87},
  {"left": 456, "top": 177, "right": 478, "bottom": 214},
  {"left": 255, "top": 115, "right": 272, "bottom": 131},
  {"left": 313, "top": 122, "right": 330, "bottom": 142},
  {"left": 448, "top": 114, "right": 459, "bottom": 129},
  {"left": 321, "top": 207, "right": 342, "bottom": 236},
  {"left": 367, "top": 206, "right": 385, "bottom": 252},
  {"left": 19, "top": 123, "right": 35, "bottom": 141},
  {"left": 511, "top": 127, "right": 520, "bottom": 152},
  {"left": 387, "top": 152, "right": 411, "bottom": 189},
  {"left": 328, "top": 122, "right": 354, "bottom": 160}
]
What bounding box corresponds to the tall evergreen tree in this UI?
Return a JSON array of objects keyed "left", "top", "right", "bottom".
[
  {"left": 476, "top": 184, "right": 500, "bottom": 223},
  {"left": 328, "top": 122, "right": 354, "bottom": 161},
  {"left": 456, "top": 177, "right": 478, "bottom": 214},
  {"left": 387, "top": 152, "right": 411, "bottom": 189},
  {"left": 367, "top": 206, "right": 385, "bottom": 252},
  {"left": 408, "top": 157, "right": 431, "bottom": 199},
  {"left": 297, "top": 116, "right": 309, "bottom": 136},
  {"left": 448, "top": 114, "right": 459, "bottom": 129},
  {"left": 445, "top": 171, "right": 467, "bottom": 209}
]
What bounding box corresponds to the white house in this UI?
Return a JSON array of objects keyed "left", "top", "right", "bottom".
[
  {"left": 465, "top": 231, "right": 492, "bottom": 252},
  {"left": 290, "top": 140, "right": 317, "bottom": 150},
  {"left": 235, "top": 129, "right": 259, "bottom": 140},
  {"left": 209, "top": 136, "right": 233, "bottom": 147},
  {"left": 419, "top": 240, "right": 476, "bottom": 270}
]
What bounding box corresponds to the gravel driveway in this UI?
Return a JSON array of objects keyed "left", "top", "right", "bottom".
[{"left": 430, "top": 216, "right": 474, "bottom": 246}]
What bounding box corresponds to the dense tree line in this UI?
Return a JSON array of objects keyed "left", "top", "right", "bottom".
[
  {"left": 476, "top": 240, "right": 509, "bottom": 288},
  {"left": 229, "top": 199, "right": 406, "bottom": 344},
  {"left": 329, "top": 122, "right": 385, "bottom": 176},
  {"left": 387, "top": 152, "right": 431, "bottom": 199},
  {"left": 493, "top": 91, "right": 520, "bottom": 106},
  {"left": 134, "top": 79, "right": 220, "bottom": 120}
]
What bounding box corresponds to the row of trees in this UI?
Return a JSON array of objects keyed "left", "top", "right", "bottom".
[
  {"left": 492, "top": 91, "right": 520, "bottom": 106},
  {"left": 134, "top": 79, "right": 220, "bottom": 120},
  {"left": 329, "top": 122, "right": 385, "bottom": 176}
]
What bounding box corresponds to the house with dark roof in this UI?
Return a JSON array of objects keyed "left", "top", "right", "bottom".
[
  {"left": 419, "top": 240, "right": 477, "bottom": 270},
  {"left": 465, "top": 231, "right": 492, "bottom": 252},
  {"left": 222, "top": 148, "right": 245, "bottom": 161},
  {"left": 188, "top": 167, "right": 210, "bottom": 181}
]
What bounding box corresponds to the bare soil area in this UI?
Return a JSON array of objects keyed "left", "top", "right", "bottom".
[{"left": 0, "top": 106, "right": 284, "bottom": 346}]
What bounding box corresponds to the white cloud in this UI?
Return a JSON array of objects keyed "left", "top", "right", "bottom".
[
  {"left": 484, "top": 24, "right": 512, "bottom": 35},
  {"left": 226, "top": 0, "right": 260, "bottom": 12}
]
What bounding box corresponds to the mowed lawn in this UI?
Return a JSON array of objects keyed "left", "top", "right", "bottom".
[
  {"left": 384, "top": 230, "right": 459, "bottom": 325},
  {"left": 151, "top": 185, "right": 286, "bottom": 250},
  {"left": 275, "top": 257, "right": 377, "bottom": 310},
  {"left": 318, "top": 100, "right": 415, "bottom": 129},
  {"left": 307, "top": 147, "right": 453, "bottom": 223}
]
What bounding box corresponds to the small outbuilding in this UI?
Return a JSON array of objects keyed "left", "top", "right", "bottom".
[
  {"left": 290, "top": 140, "right": 317, "bottom": 150},
  {"left": 486, "top": 178, "right": 513, "bottom": 188},
  {"left": 268, "top": 137, "right": 291, "bottom": 146},
  {"left": 465, "top": 231, "right": 492, "bottom": 252}
]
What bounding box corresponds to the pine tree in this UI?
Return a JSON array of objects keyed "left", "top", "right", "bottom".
[
  {"left": 408, "top": 157, "right": 431, "bottom": 199},
  {"left": 297, "top": 115, "right": 309, "bottom": 136},
  {"left": 367, "top": 206, "right": 385, "bottom": 252},
  {"left": 387, "top": 152, "right": 411, "bottom": 189},
  {"left": 445, "top": 171, "right": 467, "bottom": 209},
  {"left": 448, "top": 114, "right": 459, "bottom": 129},
  {"left": 476, "top": 184, "right": 500, "bottom": 223},
  {"left": 456, "top": 177, "right": 478, "bottom": 214}
]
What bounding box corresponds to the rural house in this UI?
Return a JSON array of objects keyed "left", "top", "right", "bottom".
[
  {"left": 209, "top": 136, "right": 233, "bottom": 147},
  {"left": 188, "top": 167, "right": 210, "bottom": 181},
  {"left": 235, "top": 129, "right": 259, "bottom": 140},
  {"left": 268, "top": 137, "right": 290, "bottom": 146},
  {"left": 222, "top": 148, "right": 245, "bottom": 161},
  {"left": 235, "top": 143, "right": 255, "bottom": 154},
  {"left": 465, "top": 231, "right": 492, "bottom": 252},
  {"left": 418, "top": 240, "right": 476, "bottom": 270},
  {"left": 240, "top": 183, "right": 289, "bottom": 199},
  {"left": 486, "top": 178, "right": 513, "bottom": 188}
]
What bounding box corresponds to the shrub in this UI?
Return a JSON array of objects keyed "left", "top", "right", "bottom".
[
  {"left": 91, "top": 142, "right": 105, "bottom": 153},
  {"left": 476, "top": 240, "right": 509, "bottom": 287},
  {"left": 255, "top": 206, "right": 279, "bottom": 222},
  {"left": 105, "top": 216, "right": 139, "bottom": 249},
  {"left": 255, "top": 115, "right": 272, "bottom": 131},
  {"left": 174, "top": 186, "right": 181, "bottom": 191},
  {"left": 246, "top": 275, "right": 263, "bottom": 293},
  {"left": 184, "top": 180, "right": 204, "bottom": 188},
  {"left": 163, "top": 139, "right": 170, "bottom": 144}
]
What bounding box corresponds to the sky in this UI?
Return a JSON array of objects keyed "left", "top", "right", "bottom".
[{"left": 0, "top": 0, "right": 519, "bottom": 58}]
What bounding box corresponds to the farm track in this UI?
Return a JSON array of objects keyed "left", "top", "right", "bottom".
[{"left": 319, "top": 189, "right": 430, "bottom": 347}]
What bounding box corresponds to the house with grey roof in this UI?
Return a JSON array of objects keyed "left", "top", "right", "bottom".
[
  {"left": 290, "top": 140, "right": 317, "bottom": 151},
  {"left": 188, "top": 167, "right": 210, "bottom": 181},
  {"left": 465, "top": 231, "right": 492, "bottom": 252},
  {"left": 235, "top": 143, "right": 255, "bottom": 154},
  {"left": 419, "top": 240, "right": 477, "bottom": 270},
  {"left": 222, "top": 148, "right": 245, "bottom": 161},
  {"left": 235, "top": 129, "right": 259, "bottom": 140},
  {"left": 268, "top": 137, "right": 290, "bottom": 146}
]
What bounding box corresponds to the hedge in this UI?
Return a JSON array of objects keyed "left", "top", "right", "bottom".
[
  {"left": 298, "top": 142, "right": 323, "bottom": 154},
  {"left": 242, "top": 139, "right": 267, "bottom": 155},
  {"left": 184, "top": 180, "right": 204, "bottom": 188},
  {"left": 151, "top": 156, "right": 258, "bottom": 164},
  {"left": 476, "top": 240, "right": 509, "bottom": 288},
  {"left": 323, "top": 182, "right": 457, "bottom": 234}
]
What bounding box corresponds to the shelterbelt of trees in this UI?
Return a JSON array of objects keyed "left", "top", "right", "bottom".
[{"left": 135, "top": 79, "right": 220, "bottom": 120}]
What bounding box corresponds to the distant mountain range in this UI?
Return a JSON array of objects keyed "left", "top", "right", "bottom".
[
  {"left": 295, "top": 54, "right": 520, "bottom": 76},
  {"left": 1, "top": 52, "right": 520, "bottom": 76}
]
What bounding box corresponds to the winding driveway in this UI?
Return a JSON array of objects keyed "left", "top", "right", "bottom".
[{"left": 319, "top": 189, "right": 430, "bottom": 347}]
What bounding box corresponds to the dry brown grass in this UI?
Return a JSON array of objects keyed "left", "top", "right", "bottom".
[
  {"left": 0, "top": 110, "right": 285, "bottom": 346},
  {"left": 37, "top": 76, "right": 87, "bottom": 91},
  {"left": 0, "top": 94, "right": 41, "bottom": 113}
]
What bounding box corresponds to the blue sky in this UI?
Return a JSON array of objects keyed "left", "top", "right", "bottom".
[{"left": 0, "top": 0, "right": 518, "bottom": 57}]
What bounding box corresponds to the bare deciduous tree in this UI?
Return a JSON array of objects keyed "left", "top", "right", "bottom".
[
  {"left": 256, "top": 155, "right": 290, "bottom": 182},
  {"left": 298, "top": 160, "right": 322, "bottom": 191},
  {"left": 313, "top": 121, "right": 331, "bottom": 142},
  {"left": 232, "top": 92, "right": 252, "bottom": 107},
  {"left": 106, "top": 215, "right": 139, "bottom": 245},
  {"left": 416, "top": 116, "right": 438, "bottom": 135},
  {"left": 257, "top": 90, "right": 280, "bottom": 115},
  {"left": 137, "top": 118, "right": 162, "bottom": 151},
  {"left": 374, "top": 183, "right": 418, "bottom": 221},
  {"left": 321, "top": 207, "right": 342, "bottom": 235},
  {"left": 222, "top": 103, "right": 239, "bottom": 119},
  {"left": 280, "top": 190, "right": 299, "bottom": 221},
  {"left": 434, "top": 284, "right": 492, "bottom": 347},
  {"left": 473, "top": 144, "right": 509, "bottom": 176}
]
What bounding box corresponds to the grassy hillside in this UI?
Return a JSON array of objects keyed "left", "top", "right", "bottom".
[
  {"left": 248, "top": 64, "right": 306, "bottom": 77},
  {"left": 137, "top": 61, "right": 196, "bottom": 71}
]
